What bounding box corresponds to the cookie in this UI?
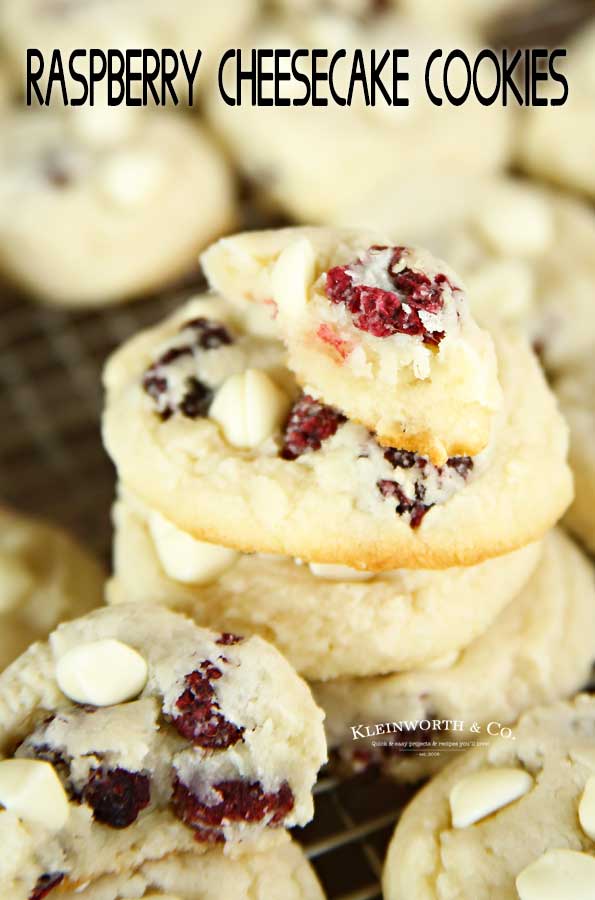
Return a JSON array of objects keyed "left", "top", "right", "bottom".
[
  {"left": 0, "top": 0, "right": 257, "bottom": 95},
  {"left": 519, "top": 20, "right": 595, "bottom": 202},
  {"left": 383, "top": 693, "right": 595, "bottom": 900},
  {"left": 0, "top": 109, "right": 236, "bottom": 306},
  {"left": 555, "top": 357, "right": 595, "bottom": 555},
  {"left": 41, "top": 842, "right": 324, "bottom": 900},
  {"left": 205, "top": 13, "right": 514, "bottom": 225},
  {"left": 107, "top": 487, "right": 542, "bottom": 680},
  {"left": 315, "top": 530, "right": 595, "bottom": 783},
  {"left": 331, "top": 176, "right": 595, "bottom": 376},
  {"left": 0, "top": 506, "right": 104, "bottom": 673},
  {"left": 399, "top": 0, "right": 546, "bottom": 30},
  {"left": 102, "top": 291, "right": 572, "bottom": 570},
  {"left": 202, "top": 227, "right": 502, "bottom": 463},
  {"left": 0, "top": 605, "right": 326, "bottom": 899}
]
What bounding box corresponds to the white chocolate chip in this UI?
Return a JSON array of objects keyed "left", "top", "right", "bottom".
[
  {"left": 271, "top": 238, "right": 316, "bottom": 317},
  {"left": 476, "top": 186, "right": 554, "bottom": 258},
  {"left": 516, "top": 849, "right": 595, "bottom": 900},
  {"left": 308, "top": 562, "right": 375, "bottom": 581},
  {"left": 209, "top": 368, "right": 291, "bottom": 449},
  {"left": 579, "top": 775, "right": 595, "bottom": 841},
  {"left": 148, "top": 511, "right": 238, "bottom": 585},
  {"left": 96, "top": 150, "right": 165, "bottom": 207},
  {"left": 0, "top": 759, "right": 69, "bottom": 831},
  {"left": 56, "top": 639, "right": 148, "bottom": 707},
  {"left": 449, "top": 767, "right": 533, "bottom": 828}
]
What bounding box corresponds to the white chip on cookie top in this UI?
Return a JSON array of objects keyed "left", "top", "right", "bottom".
[
  {"left": 56, "top": 639, "right": 148, "bottom": 707},
  {"left": 516, "top": 849, "right": 595, "bottom": 900},
  {"left": 449, "top": 767, "right": 533, "bottom": 828},
  {"left": 0, "top": 759, "right": 69, "bottom": 831},
  {"left": 209, "top": 368, "right": 291, "bottom": 450},
  {"left": 578, "top": 776, "right": 595, "bottom": 842}
]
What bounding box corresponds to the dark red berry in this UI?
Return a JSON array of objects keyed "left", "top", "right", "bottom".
[
  {"left": 81, "top": 767, "right": 150, "bottom": 829},
  {"left": 216, "top": 633, "right": 244, "bottom": 646},
  {"left": 171, "top": 777, "right": 294, "bottom": 841},
  {"left": 172, "top": 664, "right": 244, "bottom": 750},
  {"left": 142, "top": 317, "right": 233, "bottom": 420},
  {"left": 325, "top": 246, "right": 453, "bottom": 345},
  {"left": 280, "top": 394, "right": 346, "bottom": 460},
  {"left": 29, "top": 874, "right": 65, "bottom": 900}
]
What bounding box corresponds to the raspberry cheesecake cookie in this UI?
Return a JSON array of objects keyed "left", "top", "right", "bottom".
[
  {"left": 519, "top": 20, "right": 595, "bottom": 202},
  {"left": 0, "top": 605, "right": 326, "bottom": 899},
  {"left": 399, "top": 0, "right": 547, "bottom": 31},
  {"left": 0, "top": 109, "right": 235, "bottom": 306},
  {"left": 0, "top": 507, "right": 104, "bottom": 672},
  {"left": 383, "top": 693, "right": 595, "bottom": 900},
  {"left": 203, "top": 227, "right": 502, "bottom": 462},
  {"left": 102, "top": 293, "right": 572, "bottom": 570},
  {"left": 556, "top": 357, "right": 595, "bottom": 555},
  {"left": 332, "top": 176, "right": 595, "bottom": 375},
  {"left": 108, "top": 487, "right": 541, "bottom": 680},
  {"left": 205, "top": 13, "right": 513, "bottom": 225},
  {"left": 41, "top": 842, "right": 324, "bottom": 900},
  {"left": 315, "top": 530, "right": 595, "bottom": 783}
]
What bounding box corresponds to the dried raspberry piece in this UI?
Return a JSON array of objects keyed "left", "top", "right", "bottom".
[
  {"left": 172, "top": 663, "right": 244, "bottom": 750},
  {"left": 378, "top": 447, "right": 474, "bottom": 529},
  {"left": 326, "top": 246, "right": 452, "bottom": 344},
  {"left": 81, "top": 767, "right": 150, "bottom": 828},
  {"left": 183, "top": 318, "right": 233, "bottom": 350},
  {"left": 171, "top": 777, "right": 294, "bottom": 841},
  {"left": 29, "top": 874, "right": 65, "bottom": 900},
  {"left": 216, "top": 633, "right": 244, "bottom": 646},
  {"left": 280, "top": 394, "right": 346, "bottom": 460},
  {"left": 142, "top": 317, "right": 232, "bottom": 420}
]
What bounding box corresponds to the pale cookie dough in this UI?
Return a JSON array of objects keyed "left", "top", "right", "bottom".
[
  {"left": 202, "top": 227, "right": 502, "bottom": 463},
  {"left": 332, "top": 176, "right": 595, "bottom": 375},
  {"left": 383, "top": 693, "right": 595, "bottom": 900},
  {"left": 107, "top": 487, "right": 541, "bottom": 680},
  {"left": 315, "top": 530, "right": 595, "bottom": 783},
  {"left": 0, "top": 605, "right": 326, "bottom": 900},
  {"left": 45, "top": 842, "right": 324, "bottom": 900},
  {"left": 102, "top": 292, "right": 572, "bottom": 570},
  {"left": 0, "top": 507, "right": 104, "bottom": 673},
  {"left": 0, "top": 0, "right": 257, "bottom": 94},
  {"left": 519, "top": 20, "right": 595, "bottom": 201},
  {"left": 205, "top": 13, "right": 514, "bottom": 224},
  {"left": 556, "top": 357, "right": 595, "bottom": 555},
  {"left": 0, "top": 109, "right": 236, "bottom": 306}
]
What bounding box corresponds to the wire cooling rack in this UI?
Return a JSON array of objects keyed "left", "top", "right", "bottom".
[{"left": 2, "top": 4, "right": 594, "bottom": 896}]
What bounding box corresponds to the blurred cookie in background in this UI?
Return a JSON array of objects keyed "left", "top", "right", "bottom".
[
  {"left": 331, "top": 175, "right": 595, "bottom": 375},
  {"left": 399, "top": 0, "right": 549, "bottom": 32},
  {"left": 205, "top": 12, "right": 514, "bottom": 224},
  {"left": 0, "top": 506, "right": 104, "bottom": 672},
  {"left": 0, "top": 107, "right": 237, "bottom": 306},
  {"left": 556, "top": 357, "right": 595, "bottom": 556},
  {"left": 0, "top": 0, "right": 257, "bottom": 99},
  {"left": 518, "top": 19, "right": 595, "bottom": 201}
]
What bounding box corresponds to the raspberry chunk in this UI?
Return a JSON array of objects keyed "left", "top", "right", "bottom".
[
  {"left": 326, "top": 246, "right": 453, "bottom": 344},
  {"left": 281, "top": 394, "right": 346, "bottom": 460},
  {"left": 172, "top": 777, "right": 294, "bottom": 842},
  {"left": 172, "top": 663, "right": 244, "bottom": 750},
  {"left": 142, "top": 317, "right": 232, "bottom": 420},
  {"left": 81, "top": 767, "right": 151, "bottom": 828},
  {"left": 216, "top": 633, "right": 244, "bottom": 646},
  {"left": 29, "top": 875, "right": 65, "bottom": 900},
  {"left": 378, "top": 447, "right": 473, "bottom": 529}
]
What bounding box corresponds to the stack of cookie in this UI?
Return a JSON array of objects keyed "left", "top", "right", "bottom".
[{"left": 103, "top": 225, "right": 594, "bottom": 785}]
